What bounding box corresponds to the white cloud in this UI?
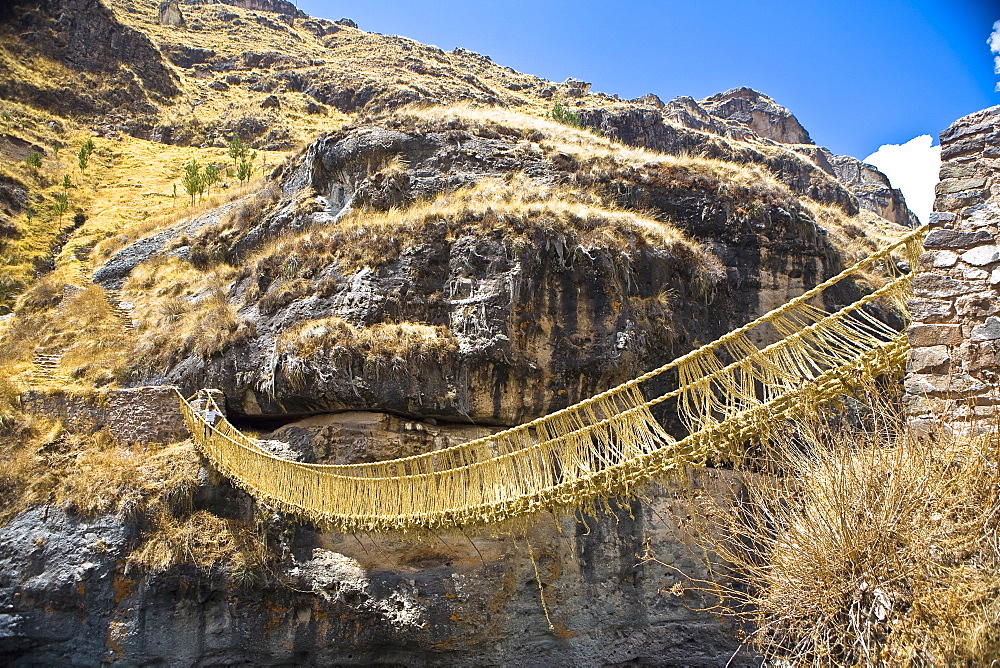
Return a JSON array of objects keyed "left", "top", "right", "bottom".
[
  {"left": 991, "top": 20, "right": 1000, "bottom": 89},
  {"left": 863, "top": 135, "right": 941, "bottom": 224}
]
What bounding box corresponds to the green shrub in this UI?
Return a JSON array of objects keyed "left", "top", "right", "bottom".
[
  {"left": 77, "top": 139, "right": 95, "bottom": 172},
  {"left": 227, "top": 136, "right": 248, "bottom": 167},
  {"left": 549, "top": 100, "right": 585, "bottom": 130}
]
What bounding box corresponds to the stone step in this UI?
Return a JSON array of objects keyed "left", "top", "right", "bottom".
[{"left": 30, "top": 350, "right": 67, "bottom": 383}]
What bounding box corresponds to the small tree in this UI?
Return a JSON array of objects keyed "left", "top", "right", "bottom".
[
  {"left": 227, "top": 136, "right": 248, "bottom": 168},
  {"left": 236, "top": 160, "right": 253, "bottom": 185},
  {"left": 203, "top": 163, "right": 221, "bottom": 196},
  {"left": 183, "top": 159, "right": 202, "bottom": 205},
  {"left": 24, "top": 151, "right": 42, "bottom": 169},
  {"left": 61, "top": 174, "right": 72, "bottom": 190},
  {"left": 77, "top": 139, "right": 95, "bottom": 173},
  {"left": 549, "top": 100, "right": 585, "bottom": 130},
  {"left": 52, "top": 192, "right": 68, "bottom": 224}
]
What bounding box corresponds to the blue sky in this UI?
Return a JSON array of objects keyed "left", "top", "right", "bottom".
[{"left": 296, "top": 0, "right": 998, "bottom": 160}]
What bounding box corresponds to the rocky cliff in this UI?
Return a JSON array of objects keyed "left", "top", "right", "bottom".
[
  {"left": 103, "top": 108, "right": 869, "bottom": 426},
  {"left": 0, "top": 0, "right": 180, "bottom": 119},
  {"left": 582, "top": 88, "right": 918, "bottom": 228}
]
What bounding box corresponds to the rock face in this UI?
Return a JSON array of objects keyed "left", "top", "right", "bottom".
[
  {"left": 0, "top": 508, "right": 134, "bottom": 665},
  {"left": 581, "top": 89, "right": 918, "bottom": 228},
  {"left": 700, "top": 86, "right": 813, "bottom": 145},
  {"left": 0, "top": 478, "right": 743, "bottom": 666},
  {"left": 796, "top": 146, "right": 919, "bottom": 228},
  {"left": 122, "top": 112, "right": 856, "bottom": 424},
  {"left": 905, "top": 104, "right": 1000, "bottom": 434},
  {"left": 93, "top": 197, "right": 248, "bottom": 289}
]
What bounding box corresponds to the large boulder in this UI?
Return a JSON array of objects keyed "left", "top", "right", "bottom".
[
  {"left": 157, "top": 0, "right": 185, "bottom": 27},
  {"left": 117, "top": 111, "right": 872, "bottom": 423}
]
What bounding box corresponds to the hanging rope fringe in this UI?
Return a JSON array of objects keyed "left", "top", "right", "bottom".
[{"left": 176, "top": 225, "right": 927, "bottom": 533}]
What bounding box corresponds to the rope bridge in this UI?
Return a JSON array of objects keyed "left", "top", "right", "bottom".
[{"left": 177, "top": 225, "right": 927, "bottom": 533}]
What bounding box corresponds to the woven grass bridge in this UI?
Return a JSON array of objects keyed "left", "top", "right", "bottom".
[{"left": 178, "top": 226, "right": 927, "bottom": 533}]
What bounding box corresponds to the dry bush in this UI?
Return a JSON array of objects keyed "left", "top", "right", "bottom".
[
  {"left": 280, "top": 316, "right": 457, "bottom": 363},
  {"left": 0, "top": 412, "right": 65, "bottom": 524},
  {"left": 57, "top": 440, "right": 201, "bottom": 520},
  {"left": 133, "top": 287, "right": 256, "bottom": 372},
  {"left": 16, "top": 272, "right": 65, "bottom": 313},
  {"left": 275, "top": 317, "right": 458, "bottom": 391},
  {"left": 128, "top": 509, "right": 270, "bottom": 584},
  {"left": 679, "top": 383, "right": 1000, "bottom": 666}
]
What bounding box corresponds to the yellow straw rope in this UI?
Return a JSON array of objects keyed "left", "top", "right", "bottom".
[{"left": 177, "top": 225, "right": 926, "bottom": 533}]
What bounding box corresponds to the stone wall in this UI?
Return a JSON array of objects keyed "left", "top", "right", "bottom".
[
  {"left": 21, "top": 385, "right": 193, "bottom": 445},
  {"left": 905, "top": 105, "right": 1000, "bottom": 434}
]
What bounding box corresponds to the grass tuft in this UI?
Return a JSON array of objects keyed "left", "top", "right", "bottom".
[{"left": 675, "top": 380, "right": 1000, "bottom": 666}]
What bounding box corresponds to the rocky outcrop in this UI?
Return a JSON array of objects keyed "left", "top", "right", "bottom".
[
  {"left": 796, "top": 147, "right": 919, "bottom": 227},
  {"left": 157, "top": 0, "right": 185, "bottom": 26},
  {"left": 0, "top": 176, "right": 27, "bottom": 243},
  {"left": 700, "top": 86, "right": 813, "bottom": 145},
  {"left": 182, "top": 0, "right": 307, "bottom": 19},
  {"left": 0, "top": 508, "right": 135, "bottom": 665},
  {"left": 581, "top": 90, "right": 918, "bottom": 227},
  {"left": 106, "top": 112, "right": 865, "bottom": 424},
  {"left": 579, "top": 104, "right": 860, "bottom": 214},
  {"left": 94, "top": 196, "right": 249, "bottom": 289}
]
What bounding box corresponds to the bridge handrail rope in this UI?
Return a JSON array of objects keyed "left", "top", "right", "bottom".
[
  {"left": 201, "top": 224, "right": 925, "bottom": 474},
  {"left": 177, "top": 224, "right": 926, "bottom": 532}
]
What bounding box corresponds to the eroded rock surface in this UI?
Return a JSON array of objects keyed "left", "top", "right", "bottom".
[
  {"left": 0, "top": 470, "right": 744, "bottom": 666},
  {"left": 122, "top": 113, "right": 862, "bottom": 423},
  {"left": 582, "top": 88, "right": 917, "bottom": 227}
]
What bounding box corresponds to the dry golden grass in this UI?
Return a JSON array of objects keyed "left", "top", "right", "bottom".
[
  {"left": 2, "top": 278, "right": 134, "bottom": 389},
  {"left": 675, "top": 381, "right": 1000, "bottom": 666},
  {"left": 806, "top": 200, "right": 910, "bottom": 265},
  {"left": 0, "top": 402, "right": 201, "bottom": 524},
  {"left": 276, "top": 317, "right": 457, "bottom": 389},
  {"left": 407, "top": 105, "right": 789, "bottom": 194},
  {"left": 69, "top": 136, "right": 286, "bottom": 271},
  {"left": 0, "top": 402, "right": 270, "bottom": 579},
  {"left": 131, "top": 284, "right": 255, "bottom": 374},
  {"left": 240, "top": 177, "right": 715, "bottom": 284},
  {"left": 57, "top": 439, "right": 201, "bottom": 519},
  {"left": 127, "top": 509, "right": 269, "bottom": 582}
]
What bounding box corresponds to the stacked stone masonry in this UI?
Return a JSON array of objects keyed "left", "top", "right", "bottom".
[
  {"left": 905, "top": 105, "right": 1000, "bottom": 434},
  {"left": 20, "top": 386, "right": 198, "bottom": 445}
]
